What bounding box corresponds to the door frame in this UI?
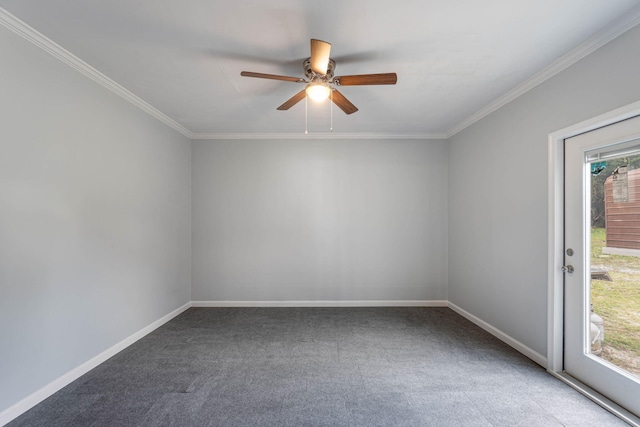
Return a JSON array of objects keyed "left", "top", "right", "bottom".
[{"left": 548, "top": 99, "right": 640, "bottom": 425}]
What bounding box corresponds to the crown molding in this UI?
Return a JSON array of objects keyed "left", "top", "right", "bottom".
[
  {"left": 0, "top": 6, "right": 441, "bottom": 142},
  {"left": 0, "top": 7, "right": 194, "bottom": 140},
  {"left": 445, "top": 4, "right": 640, "bottom": 139},
  {"left": 190, "top": 132, "right": 448, "bottom": 140},
  {"left": 3, "top": 4, "right": 640, "bottom": 142}
]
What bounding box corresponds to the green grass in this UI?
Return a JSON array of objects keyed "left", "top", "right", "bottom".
[{"left": 590, "top": 228, "right": 640, "bottom": 374}]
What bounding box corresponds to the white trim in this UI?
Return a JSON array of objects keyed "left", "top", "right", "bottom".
[
  {"left": 191, "top": 300, "right": 448, "bottom": 307},
  {"left": 446, "top": 5, "right": 640, "bottom": 138},
  {"left": 448, "top": 302, "right": 547, "bottom": 367},
  {"left": 190, "top": 132, "right": 448, "bottom": 141},
  {"left": 0, "top": 7, "right": 193, "bottom": 140},
  {"left": 547, "top": 129, "right": 565, "bottom": 373},
  {"left": 547, "top": 99, "right": 640, "bottom": 374},
  {"left": 548, "top": 372, "right": 640, "bottom": 427},
  {"left": 0, "top": 302, "right": 191, "bottom": 427}
]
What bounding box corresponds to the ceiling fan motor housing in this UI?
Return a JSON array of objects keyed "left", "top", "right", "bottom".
[{"left": 304, "top": 58, "right": 335, "bottom": 81}]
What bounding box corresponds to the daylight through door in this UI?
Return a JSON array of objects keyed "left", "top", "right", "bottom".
[{"left": 564, "top": 115, "right": 640, "bottom": 418}]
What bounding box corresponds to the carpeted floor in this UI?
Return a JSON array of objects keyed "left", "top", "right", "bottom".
[{"left": 7, "top": 307, "right": 629, "bottom": 426}]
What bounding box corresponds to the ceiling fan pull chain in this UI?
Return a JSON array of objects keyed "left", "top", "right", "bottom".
[{"left": 305, "top": 94, "right": 308, "bottom": 135}]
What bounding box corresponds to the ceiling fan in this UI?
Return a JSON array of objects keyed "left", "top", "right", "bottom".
[{"left": 240, "top": 39, "right": 397, "bottom": 115}]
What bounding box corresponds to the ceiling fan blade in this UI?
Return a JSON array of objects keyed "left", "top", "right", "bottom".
[
  {"left": 310, "top": 39, "right": 332, "bottom": 75},
  {"left": 333, "top": 73, "right": 397, "bottom": 86},
  {"left": 277, "top": 90, "right": 307, "bottom": 110},
  {"left": 331, "top": 89, "right": 358, "bottom": 115},
  {"left": 241, "top": 71, "right": 305, "bottom": 83}
]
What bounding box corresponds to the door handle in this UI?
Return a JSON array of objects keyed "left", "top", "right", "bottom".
[{"left": 562, "top": 265, "right": 574, "bottom": 273}]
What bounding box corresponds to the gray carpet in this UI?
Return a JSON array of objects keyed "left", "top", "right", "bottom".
[{"left": 7, "top": 307, "right": 629, "bottom": 426}]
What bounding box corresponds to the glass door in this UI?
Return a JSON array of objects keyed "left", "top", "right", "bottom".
[{"left": 564, "top": 115, "right": 640, "bottom": 418}]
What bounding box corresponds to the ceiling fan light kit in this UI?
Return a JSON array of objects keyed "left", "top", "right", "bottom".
[
  {"left": 241, "top": 39, "right": 397, "bottom": 130},
  {"left": 305, "top": 83, "right": 331, "bottom": 102}
]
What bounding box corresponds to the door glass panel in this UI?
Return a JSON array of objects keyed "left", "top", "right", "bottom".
[
  {"left": 565, "top": 116, "right": 640, "bottom": 418},
  {"left": 589, "top": 152, "right": 640, "bottom": 377}
]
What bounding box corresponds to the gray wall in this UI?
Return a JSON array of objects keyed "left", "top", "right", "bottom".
[
  {"left": 192, "top": 139, "right": 448, "bottom": 302},
  {"left": 3, "top": 5, "right": 640, "bottom": 419},
  {"left": 448, "top": 24, "right": 640, "bottom": 356},
  {"left": 0, "top": 27, "right": 192, "bottom": 412}
]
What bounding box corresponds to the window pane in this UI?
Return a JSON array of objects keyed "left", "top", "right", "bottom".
[{"left": 589, "top": 153, "right": 640, "bottom": 377}]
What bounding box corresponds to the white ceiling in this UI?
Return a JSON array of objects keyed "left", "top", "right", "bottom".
[{"left": 1, "top": 0, "right": 639, "bottom": 138}]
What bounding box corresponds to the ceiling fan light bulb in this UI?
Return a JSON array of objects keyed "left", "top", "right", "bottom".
[{"left": 306, "top": 83, "right": 331, "bottom": 102}]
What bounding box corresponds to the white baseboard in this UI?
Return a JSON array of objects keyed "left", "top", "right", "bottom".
[
  {"left": 191, "top": 300, "right": 449, "bottom": 307},
  {"left": 0, "top": 302, "right": 191, "bottom": 427},
  {"left": 448, "top": 302, "right": 547, "bottom": 367}
]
